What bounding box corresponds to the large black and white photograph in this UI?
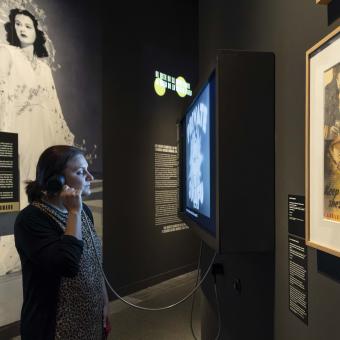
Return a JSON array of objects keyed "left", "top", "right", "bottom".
[{"left": 0, "top": 0, "right": 102, "bottom": 327}]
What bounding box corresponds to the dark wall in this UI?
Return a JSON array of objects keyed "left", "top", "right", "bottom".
[
  {"left": 199, "top": 0, "right": 340, "bottom": 339},
  {"left": 38, "top": 0, "right": 102, "bottom": 173},
  {"left": 103, "top": 2, "right": 200, "bottom": 296}
]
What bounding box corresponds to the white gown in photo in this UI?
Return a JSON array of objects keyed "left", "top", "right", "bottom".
[{"left": 0, "top": 44, "right": 74, "bottom": 208}]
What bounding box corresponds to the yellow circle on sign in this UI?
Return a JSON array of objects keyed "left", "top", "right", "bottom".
[
  {"left": 176, "top": 76, "right": 188, "bottom": 97},
  {"left": 154, "top": 78, "right": 166, "bottom": 96}
]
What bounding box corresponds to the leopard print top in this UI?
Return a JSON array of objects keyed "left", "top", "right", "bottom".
[{"left": 32, "top": 201, "right": 105, "bottom": 340}]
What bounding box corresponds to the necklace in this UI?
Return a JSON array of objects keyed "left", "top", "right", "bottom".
[{"left": 40, "top": 199, "right": 68, "bottom": 214}]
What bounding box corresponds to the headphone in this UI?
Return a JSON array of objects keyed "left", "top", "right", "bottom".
[{"left": 45, "top": 174, "right": 66, "bottom": 194}]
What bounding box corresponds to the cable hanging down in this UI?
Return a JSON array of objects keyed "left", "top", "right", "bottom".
[{"left": 88, "top": 226, "right": 217, "bottom": 311}]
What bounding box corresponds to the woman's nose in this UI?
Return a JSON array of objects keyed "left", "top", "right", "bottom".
[{"left": 86, "top": 171, "right": 94, "bottom": 181}]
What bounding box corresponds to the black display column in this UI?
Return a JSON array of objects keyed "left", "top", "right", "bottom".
[{"left": 201, "top": 51, "right": 275, "bottom": 340}]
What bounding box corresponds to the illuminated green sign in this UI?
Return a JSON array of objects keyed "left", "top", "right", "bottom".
[{"left": 154, "top": 71, "right": 192, "bottom": 98}]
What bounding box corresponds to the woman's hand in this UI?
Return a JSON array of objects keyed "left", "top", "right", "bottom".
[
  {"left": 62, "top": 185, "right": 83, "bottom": 240},
  {"left": 60, "top": 185, "right": 82, "bottom": 214}
]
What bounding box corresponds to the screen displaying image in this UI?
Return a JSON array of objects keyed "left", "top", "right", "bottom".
[{"left": 185, "top": 82, "right": 211, "bottom": 218}]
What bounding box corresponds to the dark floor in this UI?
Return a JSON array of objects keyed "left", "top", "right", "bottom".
[
  {"left": 10, "top": 271, "right": 201, "bottom": 340},
  {"left": 108, "top": 271, "right": 201, "bottom": 340}
]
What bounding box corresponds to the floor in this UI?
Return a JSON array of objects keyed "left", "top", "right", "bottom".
[
  {"left": 10, "top": 270, "right": 201, "bottom": 340},
  {"left": 0, "top": 271, "right": 22, "bottom": 329},
  {"left": 108, "top": 271, "right": 201, "bottom": 340}
]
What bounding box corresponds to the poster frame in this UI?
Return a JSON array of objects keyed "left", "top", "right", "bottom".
[{"left": 306, "top": 26, "right": 340, "bottom": 257}]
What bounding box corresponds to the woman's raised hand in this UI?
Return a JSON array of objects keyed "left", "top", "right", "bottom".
[{"left": 60, "top": 185, "right": 82, "bottom": 214}]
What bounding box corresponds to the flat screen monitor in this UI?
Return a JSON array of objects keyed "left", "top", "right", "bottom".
[
  {"left": 179, "top": 51, "right": 275, "bottom": 254},
  {"left": 179, "top": 71, "right": 217, "bottom": 249}
]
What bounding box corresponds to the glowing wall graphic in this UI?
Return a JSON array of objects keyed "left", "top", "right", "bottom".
[{"left": 154, "top": 70, "right": 192, "bottom": 97}]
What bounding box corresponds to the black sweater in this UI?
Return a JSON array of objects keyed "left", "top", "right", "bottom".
[{"left": 14, "top": 203, "right": 90, "bottom": 340}]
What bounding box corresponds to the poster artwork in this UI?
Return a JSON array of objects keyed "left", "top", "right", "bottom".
[
  {"left": 307, "top": 27, "right": 340, "bottom": 256},
  {"left": 0, "top": 0, "right": 101, "bottom": 211},
  {"left": 0, "top": 0, "right": 75, "bottom": 209},
  {"left": 324, "top": 62, "right": 340, "bottom": 222}
]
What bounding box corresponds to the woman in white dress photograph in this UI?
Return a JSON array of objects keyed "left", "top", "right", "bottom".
[{"left": 0, "top": 8, "right": 74, "bottom": 208}]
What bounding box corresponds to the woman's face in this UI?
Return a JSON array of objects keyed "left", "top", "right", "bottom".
[
  {"left": 63, "top": 154, "right": 94, "bottom": 196},
  {"left": 14, "top": 14, "right": 36, "bottom": 47}
]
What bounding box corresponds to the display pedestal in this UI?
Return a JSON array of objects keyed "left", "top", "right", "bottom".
[
  {"left": 201, "top": 252, "right": 274, "bottom": 340},
  {"left": 199, "top": 50, "right": 275, "bottom": 339}
]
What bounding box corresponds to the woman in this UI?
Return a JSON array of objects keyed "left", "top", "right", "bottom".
[
  {"left": 0, "top": 8, "right": 74, "bottom": 208},
  {"left": 14, "top": 145, "right": 110, "bottom": 339}
]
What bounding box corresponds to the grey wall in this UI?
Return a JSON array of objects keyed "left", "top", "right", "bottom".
[
  {"left": 199, "top": 0, "right": 340, "bottom": 339},
  {"left": 103, "top": 1, "right": 200, "bottom": 297}
]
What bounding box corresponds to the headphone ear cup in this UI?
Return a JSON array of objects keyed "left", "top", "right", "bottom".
[{"left": 46, "top": 175, "right": 65, "bottom": 194}]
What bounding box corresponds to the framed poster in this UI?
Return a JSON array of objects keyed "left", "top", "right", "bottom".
[
  {"left": 316, "top": 0, "right": 332, "bottom": 4},
  {"left": 306, "top": 26, "right": 340, "bottom": 256}
]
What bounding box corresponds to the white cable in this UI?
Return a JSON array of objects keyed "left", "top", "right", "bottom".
[{"left": 88, "top": 224, "right": 216, "bottom": 311}]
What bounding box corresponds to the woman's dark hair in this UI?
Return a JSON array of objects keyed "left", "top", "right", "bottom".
[
  {"left": 4, "top": 8, "right": 48, "bottom": 58},
  {"left": 26, "top": 145, "right": 84, "bottom": 203}
]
